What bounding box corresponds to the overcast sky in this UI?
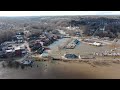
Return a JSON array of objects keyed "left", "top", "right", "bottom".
[{"left": 0, "top": 11, "right": 120, "bottom": 16}]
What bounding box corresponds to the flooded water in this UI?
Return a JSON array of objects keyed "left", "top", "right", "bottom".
[
  {"left": 42, "top": 38, "right": 70, "bottom": 56},
  {"left": 48, "top": 38, "right": 69, "bottom": 49},
  {"left": 0, "top": 61, "right": 100, "bottom": 79},
  {"left": 1, "top": 60, "right": 120, "bottom": 79},
  {"left": 0, "top": 37, "right": 116, "bottom": 79},
  {"left": 48, "top": 38, "right": 81, "bottom": 51},
  {"left": 44, "top": 38, "right": 81, "bottom": 58}
]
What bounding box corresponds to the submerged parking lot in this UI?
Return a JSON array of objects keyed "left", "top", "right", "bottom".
[{"left": 48, "top": 37, "right": 111, "bottom": 59}]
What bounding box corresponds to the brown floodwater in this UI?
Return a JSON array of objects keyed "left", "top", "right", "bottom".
[{"left": 0, "top": 61, "right": 120, "bottom": 79}]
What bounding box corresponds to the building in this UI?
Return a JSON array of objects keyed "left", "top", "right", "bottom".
[
  {"left": 62, "top": 54, "right": 79, "bottom": 60},
  {"left": 12, "top": 35, "right": 24, "bottom": 43},
  {"left": 14, "top": 44, "right": 27, "bottom": 56},
  {"left": 93, "top": 42, "right": 102, "bottom": 46},
  {"left": 0, "top": 42, "right": 27, "bottom": 57},
  {"left": 89, "top": 42, "right": 102, "bottom": 46}
]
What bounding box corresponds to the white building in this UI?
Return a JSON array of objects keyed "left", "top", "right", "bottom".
[
  {"left": 93, "top": 42, "right": 102, "bottom": 46},
  {"left": 89, "top": 42, "right": 102, "bottom": 46}
]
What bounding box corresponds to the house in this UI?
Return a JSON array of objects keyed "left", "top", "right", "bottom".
[
  {"left": 4, "top": 48, "right": 15, "bottom": 57},
  {"left": 30, "top": 42, "right": 43, "bottom": 52},
  {"left": 75, "top": 32, "right": 81, "bottom": 37},
  {"left": 0, "top": 42, "right": 14, "bottom": 57},
  {"left": 42, "top": 38, "right": 51, "bottom": 46},
  {"left": 1, "top": 41, "right": 15, "bottom": 46},
  {"left": 3, "top": 44, "right": 14, "bottom": 53},
  {"left": 16, "top": 36, "right": 24, "bottom": 40},
  {"left": 5, "top": 49, "right": 14, "bottom": 53},
  {"left": 21, "top": 49, "right": 27, "bottom": 55},
  {"left": 12, "top": 35, "right": 24, "bottom": 43},
  {"left": 50, "top": 34, "right": 60, "bottom": 40},
  {"left": 39, "top": 35, "right": 46, "bottom": 39},
  {"left": 10, "top": 44, "right": 27, "bottom": 56},
  {"left": 14, "top": 46, "right": 27, "bottom": 56}
]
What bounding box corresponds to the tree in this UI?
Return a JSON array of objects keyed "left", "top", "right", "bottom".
[{"left": 117, "top": 32, "right": 120, "bottom": 39}]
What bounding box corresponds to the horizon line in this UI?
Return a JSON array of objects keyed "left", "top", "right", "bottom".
[
  {"left": 0, "top": 11, "right": 120, "bottom": 16},
  {"left": 0, "top": 15, "right": 120, "bottom": 17}
]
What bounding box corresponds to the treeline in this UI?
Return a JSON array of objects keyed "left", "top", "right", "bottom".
[
  {"left": 69, "top": 18, "right": 120, "bottom": 38},
  {"left": 25, "top": 16, "right": 120, "bottom": 38},
  {"left": 0, "top": 29, "right": 18, "bottom": 44},
  {"left": 16, "top": 17, "right": 120, "bottom": 39}
]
